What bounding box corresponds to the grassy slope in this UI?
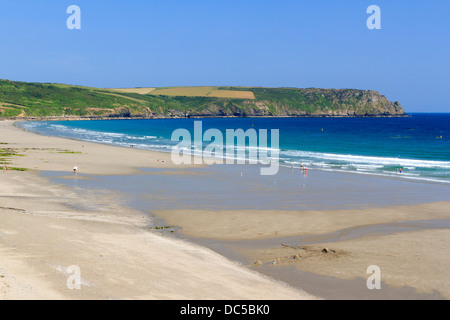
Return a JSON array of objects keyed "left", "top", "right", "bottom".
[{"left": 0, "top": 80, "right": 405, "bottom": 118}]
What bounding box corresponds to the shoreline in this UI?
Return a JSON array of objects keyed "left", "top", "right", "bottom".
[
  {"left": 14, "top": 118, "right": 450, "bottom": 187},
  {"left": 0, "top": 120, "right": 316, "bottom": 299},
  {"left": 2, "top": 119, "right": 450, "bottom": 299},
  {"left": 2, "top": 112, "right": 409, "bottom": 122}
]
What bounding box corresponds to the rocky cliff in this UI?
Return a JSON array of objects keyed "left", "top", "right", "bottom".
[{"left": 184, "top": 88, "right": 406, "bottom": 118}]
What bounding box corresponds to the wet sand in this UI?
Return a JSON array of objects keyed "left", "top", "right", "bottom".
[{"left": 44, "top": 157, "right": 450, "bottom": 299}]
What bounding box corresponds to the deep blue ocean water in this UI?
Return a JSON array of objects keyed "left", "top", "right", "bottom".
[{"left": 18, "top": 113, "right": 450, "bottom": 183}]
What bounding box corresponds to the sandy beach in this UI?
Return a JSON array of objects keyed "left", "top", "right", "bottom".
[
  {"left": 1, "top": 119, "right": 450, "bottom": 300},
  {"left": 0, "top": 120, "right": 315, "bottom": 300}
]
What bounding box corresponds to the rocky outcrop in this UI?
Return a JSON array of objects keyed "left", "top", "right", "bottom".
[{"left": 184, "top": 88, "right": 406, "bottom": 118}]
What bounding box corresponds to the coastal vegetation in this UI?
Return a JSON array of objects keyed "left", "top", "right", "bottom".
[
  {"left": 0, "top": 143, "right": 27, "bottom": 171},
  {"left": 0, "top": 79, "right": 405, "bottom": 119}
]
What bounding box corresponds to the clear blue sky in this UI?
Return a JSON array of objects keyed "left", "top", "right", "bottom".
[{"left": 0, "top": 0, "right": 449, "bottom": 112}]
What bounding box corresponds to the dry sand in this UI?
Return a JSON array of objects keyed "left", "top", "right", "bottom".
[
  {"left": 1, "top": 120, "right": 187, "bottom": 175},
  {"left": 0, "top": 120, "right": 316, "bottom": 300}
]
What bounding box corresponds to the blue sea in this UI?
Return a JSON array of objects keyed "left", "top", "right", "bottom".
[{"left": 18, "top": 113, "right": 450, "bottom": 184}]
